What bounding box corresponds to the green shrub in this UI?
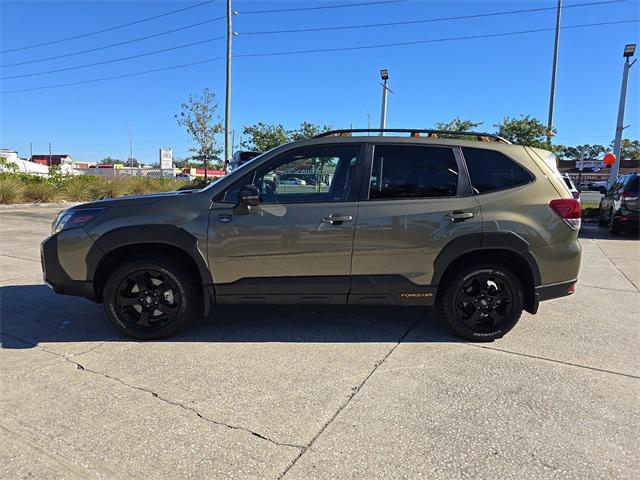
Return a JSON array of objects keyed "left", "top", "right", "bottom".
[
  {"left": 23, "top": 181, "right": 59, "bottom": 203},
  {"left": 62, "top": 177, "right": 93, "bottom": 201},
  {"left": 0, "top": 176, "right": 24, "bottom": 204}
]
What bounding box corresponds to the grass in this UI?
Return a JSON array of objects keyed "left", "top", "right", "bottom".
[{"left": 0, "top": 172, "right": 200, "bottom": 204}]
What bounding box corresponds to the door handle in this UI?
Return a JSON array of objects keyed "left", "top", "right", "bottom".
[
  {"left": 445, "top": 211, "right": 474, "bottom": 221},
  {"left": 321, "top": 214, "right": 353, "bottom": 225}
]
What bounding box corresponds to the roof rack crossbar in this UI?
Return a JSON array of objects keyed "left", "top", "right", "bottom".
[{"left": 314, "top": 129, "right": 511, "bottom": 144}]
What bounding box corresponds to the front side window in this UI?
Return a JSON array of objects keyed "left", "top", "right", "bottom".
[
  {"left": 462, "top": 147, "right": 533, "bottom": 194},
  {"left": 252, "top": 145, "right": 360, "bottom": 204},
  {"left": 368, "top": 145, "right": 459, "bottom": 200}
]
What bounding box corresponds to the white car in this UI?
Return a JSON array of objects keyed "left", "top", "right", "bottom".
[
  {"left": 561, "top": 174, "right": 580, "bottom": 200},
  {"left": 279, "top": 178, "right": 306, "bottom": 186}
]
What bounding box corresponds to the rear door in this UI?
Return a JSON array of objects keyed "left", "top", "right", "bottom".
[
  {"left": 209, "top": 143, "right": 364, "bottom": 303},
  {"left": 349, "top": 143, "right": 482, "bottom": 304}
]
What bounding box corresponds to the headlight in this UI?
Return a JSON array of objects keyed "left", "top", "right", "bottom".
[{"left": 53, "top": 208, "right": 105, "bottom": 234}]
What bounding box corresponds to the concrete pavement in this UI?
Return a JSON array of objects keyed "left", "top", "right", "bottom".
[{"left": 1, "top": 206, "right": 638, "bottom": 479}]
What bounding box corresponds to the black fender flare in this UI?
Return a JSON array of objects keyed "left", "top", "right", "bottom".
[
  {"left": 86, "top": 225, "right": 212, "bottom": 286},
  {"left": 431, "top": 232, "right": 541, "bottom": 286}
]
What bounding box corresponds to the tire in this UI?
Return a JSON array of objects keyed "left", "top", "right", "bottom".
[
  {"left": 438, "top": 264, "right": 524, "bottom": 342},
  {"left": 102, "top": 256, "right": 200, "bottom": 340},
  {"left": 609, "top": 211, "right": 621, "bottom": 235},
  {"left": 598, "top": 208, "right": 608, "bottom": 227}
]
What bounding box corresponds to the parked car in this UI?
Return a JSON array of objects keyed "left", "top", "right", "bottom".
[
  {"left": 590, "top": 180, "right": 609, "bottom": 194},
  {"left": 561, "top": 174, "right": 580, "bottom": 200},
  {"left": 598, "top": 172, "right": 639, "bottom": 234},
  {"left": 41, "top": 128, "right": 581, "bottom": 342},
  {"left": 279, "top": 178, "right": 306, "bottom": 185}
]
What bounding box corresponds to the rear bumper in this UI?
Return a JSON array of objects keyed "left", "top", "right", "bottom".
[
  {"left": 535, "top": 279, "right": 577, "bottom": 302},
  {"left": 41, "top": 235, "right": 96, "bottom": 301}
]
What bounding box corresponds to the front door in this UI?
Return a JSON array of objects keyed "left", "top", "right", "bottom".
[{"left": 209, "top": 144, "right": 363, "bottom": 303}]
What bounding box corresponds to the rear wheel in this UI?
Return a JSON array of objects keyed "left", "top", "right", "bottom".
[
  {"left": 609, "top": 210, "right": 621, "bottom": 235},
  {"left": 103, "top": 257, "right": 199, "bottom": 340},
  {"left": 439, "top": 264, "right": 524, "bottom": 342},
  {"left": 598, "top": 208, "right": 608, "bottom": 226}
]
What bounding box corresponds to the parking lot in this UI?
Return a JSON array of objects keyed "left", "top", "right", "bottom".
[{"left": 1, "top": 205, "right": 638, "bottom": 479}]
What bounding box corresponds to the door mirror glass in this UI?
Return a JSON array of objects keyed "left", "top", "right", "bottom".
[{"left": 238, "top": 184, "right": 260, "bottom": 207}]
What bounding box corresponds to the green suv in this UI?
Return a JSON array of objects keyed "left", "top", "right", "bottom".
[{"left": 41, "top": 129, "right": 582, "bottom": 341}]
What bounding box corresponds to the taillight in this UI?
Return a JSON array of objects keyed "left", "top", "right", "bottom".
[
  {"left": 550, "top": 198, "right": 581, "bottom": 230},
  {"left": 621, "top": 191, "right": 638, "bottom": 202}
]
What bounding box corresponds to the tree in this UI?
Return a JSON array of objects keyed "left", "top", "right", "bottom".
[
  {"left": 493, "top": 115, "right": 553, "bottom": 150},
  {"left": 435, "top": 117, "right": 483, "bottom": 132},
  {"left": 176, "top": 88, "right": 224, "bottom": 177},
  {"left": 615, "top": 139, "right": 640, "bottom": 162},
  {"left": 99, "top": 156, "right": 122, "bottom": 165},
  {"left": 241, "top": 123, "right": 290, "bottom": 151},
  {"left": 241, "top": 122, "right": 332, "bottom": 152},
  {"left": 558, "top": 144, "right": 606, "bottom": 163}
]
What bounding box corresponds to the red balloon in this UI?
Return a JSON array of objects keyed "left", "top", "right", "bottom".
[{"left": 603, "top": 152, "right": 616, "bottom": 166}]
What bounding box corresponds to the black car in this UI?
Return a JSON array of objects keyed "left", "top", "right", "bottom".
[{"left": 598, "top": 173, "right": 639, "bottom": 234}]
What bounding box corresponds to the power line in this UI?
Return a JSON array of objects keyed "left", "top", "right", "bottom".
[
  {"left": 1, "top": 58, "right": 225, "bottom": 94},
  {"left": 0, "top": 0, "right": 217, "bottom": 54},
  {"left": 3, "top": 19, "right": 637, "bottom": 94},
  {"left": 239, "top": 0, "right": 405, "bottom": 15},
  {"left": 2, "top": 17, "right": 226, "bottom": 68},
  {"left": 1, "top": 36, "right": 225, "bottom": 80},
  {"left": 239, "top": 0, "right": 631, "bottom": 35},
  {"left": 235, "top": 19, "right": 639, "bottom": 58}
]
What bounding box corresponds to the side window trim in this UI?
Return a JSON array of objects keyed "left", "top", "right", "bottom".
[{"left": 364, "top": 143, "right": 463, "bottom": 201}]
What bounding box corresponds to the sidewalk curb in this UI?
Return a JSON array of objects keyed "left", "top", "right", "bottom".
[{"left": 0, "top": 202, "right": 82, "bottom": 210}]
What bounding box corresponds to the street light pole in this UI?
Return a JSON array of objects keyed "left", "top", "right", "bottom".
[
  {"left": 608, "top": 43, "right": 636, "bottom": 187},
  {"left": 546, "top": 0, "right": 562, "bottom": 146},
  {"left": 379, "top": 69, "right": 389, "bottom": 136},
  {"left": 224, "top": 0, "right": 233, "bottom": 174}
]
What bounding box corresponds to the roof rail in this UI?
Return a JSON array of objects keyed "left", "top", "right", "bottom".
[{"left": 314, "top": 129, "right": 511, "bottom": 144}]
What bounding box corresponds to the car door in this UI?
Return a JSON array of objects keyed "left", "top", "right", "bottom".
[
  {"left": 208, "top": 143, "right": 364, "bottom": 303},
  {"left": 349, "top": 143, "right": 482, "bottom": 304}
]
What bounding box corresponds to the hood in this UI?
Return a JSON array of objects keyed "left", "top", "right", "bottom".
[{"left": 71, "top": 189, "right": 198, "bottom": 209}]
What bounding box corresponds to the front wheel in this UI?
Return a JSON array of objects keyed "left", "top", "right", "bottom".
[
  {"left": 103, "top": 257, "right": 199, "bottom": 340},
  {"left": 439, "top": 264, "right": 524, "bottom": 342}
]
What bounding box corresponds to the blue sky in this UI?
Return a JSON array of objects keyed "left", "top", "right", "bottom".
[{"left": 1, "top": 0, "right": 639, "bottom": 164}]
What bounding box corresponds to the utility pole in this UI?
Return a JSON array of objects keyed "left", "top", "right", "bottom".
[
  {"left": 367, "top": 113, "right": 371, "bottom": 132},
  {"left": 608, "top": 44, "right": 636, "bottom": 187},
  {"left": 30, "top": 142, "right": 33, "bottom": 161},
  {"left": 224, "top": 0, "right": 233, "bottom": 173},
  {"left": 546, "top": 0, "right": 562, "bottom": 146},
  {"left": 128, "top": 124, "right": 133, "bottom": 168},
  {"left": 379, "top": 69, "right": 390, "bottom": 135},
  {"left": 49, "top": 142, "right": 52, "bottom": 166}
]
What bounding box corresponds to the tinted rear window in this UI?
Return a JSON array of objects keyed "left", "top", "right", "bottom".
[
  {"left": 369, "top": 145, "right": 459, "bottom": 199},
  {"left": 462, "top": 147, "right": 533, "bottom": 194},
  {"left": 626, "top": 176, "right": 638, "bottom": 193}
]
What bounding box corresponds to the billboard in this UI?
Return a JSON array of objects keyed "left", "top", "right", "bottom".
[{"left": 159, "top": 148, "right": 173, "bottom": 170}]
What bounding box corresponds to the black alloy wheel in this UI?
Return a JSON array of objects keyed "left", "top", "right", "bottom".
[
  {"left": 453, "top": 274, "right": 514, "bottom": 334},
  {"left": 115, "top": 269, "right": 181, "bottom": 330},
  {"left": 103, "top": 257, "right": 199, "bottom": 340},
  {"left": 440, "top": 264, "right": 524, "bottom": 342}
]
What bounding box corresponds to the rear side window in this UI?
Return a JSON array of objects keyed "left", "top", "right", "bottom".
[
  {"left": 462, "top": 147, "right": 533, "bottom": 194},
  {"left": 369, "top": 145, "right": 459, "bottom": 200},
  {"left": 625, "top": 176, "right": 638, "bottom": 193}
]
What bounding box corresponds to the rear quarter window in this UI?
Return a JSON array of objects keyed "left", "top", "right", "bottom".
[{"left": 462, "top": 147, "right": 533, "bottom": 194}]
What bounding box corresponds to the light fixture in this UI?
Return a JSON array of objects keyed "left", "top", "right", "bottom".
[
  {"left": 380, "top": 69, "right": 389, "bottom": 81},
  {"left": 623, "top": 43, "right": 636, "bottom": 58}
]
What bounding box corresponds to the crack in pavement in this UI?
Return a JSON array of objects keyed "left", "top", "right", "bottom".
[
  {"left": 466, "top": 343, "right": 640, "bottom": 379},
  {"left": 0, "top": 253, "right": 41, "bottom": 263},
  {"left": 277, "top": 311, "right": 427, "bottom": 480},
  {"left": 579, "top": 283, "right": 639, "bottom": 294},
  {"left": 2, "top": 332, "right": 304, "bottom": 451}
]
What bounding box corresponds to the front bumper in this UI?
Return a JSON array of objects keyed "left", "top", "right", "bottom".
[{"left": 41, "top": 235, "right": 96, "bottom": 301}]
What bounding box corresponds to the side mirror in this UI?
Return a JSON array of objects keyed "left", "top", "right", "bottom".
[{"left": 238, "top": 184, "right": 260, "bottom": 207}]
